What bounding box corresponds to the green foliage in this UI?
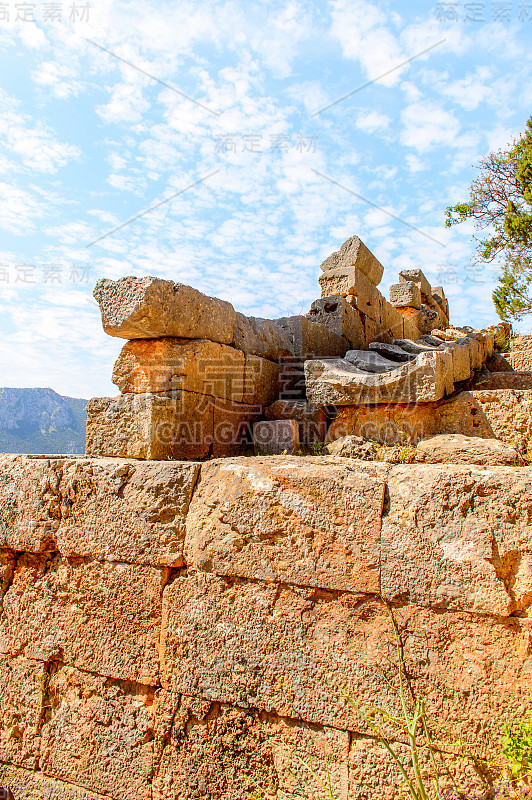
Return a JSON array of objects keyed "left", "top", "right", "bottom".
[
  {"left": 501, "top": 709, "right": 532, "bottom": 785},
  {"left": 445, "top": 116, "right": 532, "bottom": 322}
]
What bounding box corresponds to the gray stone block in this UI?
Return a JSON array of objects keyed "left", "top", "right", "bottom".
[
  {"left": 275, "top": 315, "right": 348, "bottom": 360},
  {"left": 253, "top": 420, "right": 300, "bottom": 454},
  {"left": 320, "top": 235, "right": 384, "bottom": 286},
  {"left": 399, "top": 269, "right": 431, "bottom": 297},
  {"left": 306, "top": 296, "right": 365, "bottom": 349}
]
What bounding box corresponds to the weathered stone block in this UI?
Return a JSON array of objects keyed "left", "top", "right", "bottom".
[
  {"left": 305, "top": 350, "right": 453, "bottom": 406},
  {"left": 416, "top": 434, "right": 521, "bottom": 465},
  {"left": 86, "top": 391, "right": 214, "bottom": 460},
  {"left": 344, "top": 349, "right": 405, "bottom": 374},
  {"left": 160, "top": 573, "right": 532, "bottom": 738},
  {"left": 470, "top": 389, "right": 532, "bottom": 452},
  {"left": 318, "top": 267, "right": 384, "bottom": 325},
  {"left": 382, "top": 300, "right": 405, "bottom": 339},
  {"left": 153, "top": 695, "right": 349, "bottom": 800},
  {"left": 399, "top": 268, "right": 431, "bottom": 297},
  {"left": 231, "top": 313, "right": 294, "bottom": 361},
  {"left": 275, "top": 315, "right": 348, "bottom": 359},
  {"left": 0, "top": 456, "right": 199, "bottom": 566},
  {"left": 475, "top": 371, "right": 532, "bottom": 390},
  {"left": 264, "top": 400, "right": 327, "bottom": 444},
  {"left": 320, "top": 235, "right": 384, "bottom": 286},
  {"left": 325, "top": 391, "right": 494, "bottom": 445},
  {"left": 184, "top": 456, "right": 385, "bottom": 591},
  {"left": 0, "top": 765, "right": 109, "bottom": 799},
  {"left": 94, "top": 276, "right": 236, "bottom": 343},
  {"left": 0, "top": 655, "right": 44, "bottom": 769},
  {"left": 0, "top": 554, "right": 163, "bottom": 682},
  {"left": 212, "top": 397, "right": 261, "bottom": 457},
  {"left": 382, "top": 464, "right": 532, "bottom": 615},
  {"left": 368, "top": 342, "right": 416, "bottom": 363},
  {"left": 112, "top": 338, "right": 246, "bottom": 399},
  {"left": 402, "top": 315, "right": 422, "bottom": 340},
  {"left": 253, "top": 420, "right": 300, "bottom": 455},
  {"left": 242, "top": 354, "right": 282, "bottom": 405},
  {"left": 389, "top": 281, "right": 421, "bottom": 309},
  {"left": 39, "top": 665, "right": 155, "bottom": 799},
  {"left": 306, "top": 296, "right": 365, "bottom": 349}
]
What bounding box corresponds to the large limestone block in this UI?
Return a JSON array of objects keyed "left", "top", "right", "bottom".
[
  {"left": 39, "top": 665, "right": 155, "bottom": 799},
  {"left": 320, "top": 235, "right": 384, "bottom": 286},
  {"left": 471, "top": 389, "right": 532, "bottom": 452},
  {"left": 306, "top": 295, "right": 365, "bottom": 349},
  {"left": 112, "top": 338, "right": 246, "bottom": 400},
  {"left": 382, "top": 300, "right": 405, "bottom": 339},
  {"left": 305, "top": 350, "right": 453, "bottom": 406},
  {"left": 0, "top": 554, "right": 163, "bottom": 682},
  {"left": 94, "top": 276, "right": 236, "bottom": 343},
  {"left": 264, "top": 400, "right": 327, "bottom": 444},
  {"left": 212, "top": 396, "right": 261, "bottom": 457},
  {"left": 242, "top": 353, "right": 283, "bottom": 405},
  {"left": 253, "top": 419, "right": 300, "bottom": 454},
  {"left": 382, "top": 464, "right": 532, "bottom": 616},
  {"left": 344, "top": 349, "right": 406, "bottom": 374},
  {"left": 325, "top": 391, "right": 495, "bottom": 445},
  {"left": 86, "top": 391, "right": 214, "bottom": 460},
  {"left": 318, "top": 267, "right": 384, "bottom": 325},
  {"left": 275, "top": 315, "right": 348, "bottom": 359},
  {"left": 399, "top": 268, "right": 431, "bottom": 297},
  {"left": 153, "top": 695, "right": 349, "bottom": 800},
  {"left": 0, "top": 655, "right": 44, "bottom": 769},
  {"left": 389, "top": 281, "right": 421, "bottom": 309},
  {"left": 368, "top": 342, "right": 416, "bottom": 362},
  {"left": 184, "top": 456, "right": 385, "bottom": 592},
  {"left": 396, "top": 337, "right": 471, "bottom": 383},
  {"left": 0, "top": 455, "right": 199, "bottom": 566},
  {"left": 402, "top": 315, "right": 422, "bottom": 340},
  {"left": 231, "top": 312, "right": 294, "bottom": 361},
  {"left": 416, "top": 434, "right": 521, "bottom": 466},
  {"left": 475, "top": 371, "right": 532, "bottom": 390},
  {"left": 160, "top": 573, "right": 532, "bottom": 739},
  {"left": 0, "top": 765, "right": 108, "bottom": 799}
]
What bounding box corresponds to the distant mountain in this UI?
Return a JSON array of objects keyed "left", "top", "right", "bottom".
[{"left": 0, "top": 388, "right": 87, "bottom": 455}]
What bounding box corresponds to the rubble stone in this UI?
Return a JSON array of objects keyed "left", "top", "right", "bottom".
[{"left": 415, "top": 434, "right": 522, "bottom": 465}]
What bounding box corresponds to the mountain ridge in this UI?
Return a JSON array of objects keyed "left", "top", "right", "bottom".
[{"left": 0, "top": 387, "right": 87, "bottom": 454}]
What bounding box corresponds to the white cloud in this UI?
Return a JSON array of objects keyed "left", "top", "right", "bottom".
[
  {"left": 355, "top": 110, "right": 392, "bottom": 133},
  {"left": 400, "top": 101, "right": 461, "bottom": 151}
]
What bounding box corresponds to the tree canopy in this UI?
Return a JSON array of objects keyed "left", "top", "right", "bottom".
[{"left": 445, "top": 116, "right": 532, "bottom": 321}]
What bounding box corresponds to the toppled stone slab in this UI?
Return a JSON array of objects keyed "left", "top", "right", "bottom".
[
  {"left": 389, "top": 281, "right": 421, "bottom": 309},
  {"left": 231, "top": 312, "right": 294, "bottom": 361},
  {"left": 399, "top": 268, "right": 431, "bottom": 297},
  {"left": 306, "top": 295, "right": 365, "bottom": 349},
  {"left": 0, "top": 454, "right": 199, "bottom": 566},
  {"left": 264, "top": 400, "right": 327, "bottom": 444},
  {"left": 94, "top": 276, "right": 237, "bottom": 343},
  {"left": 320, "top": 235, "right": 384, "bottom": 286},
  {"left": 86, "top": 392, "right": 260, "bottom": 461},
  {"left": 305, "top": 350, "right": 453, "bottom": 406},
  {"left": 0, "top": 553, "right": 163, "bottom": 682},
  {"left": 344, "top": 349, "right": 406, "bottom": 374},
  {"left": 184, "top": 456, "right": 385, "bottom": 592},
  {"left": 275, "top": 315, "right": 348, "bottom": 359},
  {"left": 253, "top": 420, "right": 300, "bottom": 455},
  {"left": 368, "top": 342, "right": 416, "bottom": 362},
  {"left": 416, "top": 434, "right": 522, "bottom": 465},
  {"left": 382, "top": 464, "right": 532, "bottom": 615}
]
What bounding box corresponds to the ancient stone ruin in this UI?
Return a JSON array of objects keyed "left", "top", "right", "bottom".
[
  {"left": 87, "top": 234, "right": 508, "bottom": 458},
  {"left": 0, "top": 235, "right": 531, "bottom": 800}
]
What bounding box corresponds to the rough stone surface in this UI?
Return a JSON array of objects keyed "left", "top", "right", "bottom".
[
  {"left": 306, "top": 296, "right": 365, "bottom": 349},
  {"left": 264, "top": 400, "right": 327, "bottom": 444},
  {"left": 326, "top": 391, "right": 495, "bottom": 445},
  {"left": 344, "top": 349, "right": 405, "bottom": 374},
  {"left": 231, "top": 313, "right": 294, "bottom": 361},
  {"left": 389, "top": 281, "right": 421, "bottom": 309},
  {"left": 253, "top": 420, "right": 300, "bottom": 455},
  {"left": 415, "top": 434, "right": 522, "bottom": 466},
  {"left": 486, "top": 353, "right": 514, "bottom": 371},
  {"left": 382, "top": 464, "right": 532, "bottom": 615},
  {"left": 0, "top": 765, "right": 109, "bottom": 799},
  {"left": 399, "top": 268, "right": 431, "bottom": 297},
  {"left": 470, "top": 388, "right": 532, "bottom": 452},
  {"left": 184, "top": 456, "right": 385, "bottom": 591},
  {"left": 305, "top": 350, "right": 453, "bottom": 406},
  {"left": 381, "top": 301, "right": 405, "bottom": 339},
  {"left": 320, "top": 235, "right": 384, "bottom": 286},
  {"left": 318, "top": 267, "right": 385, "bottom": 325},
  {"left": 93, "top": 276, "right": 237, "bottom": 343},
  {"left": 86, "top": 392, "right": 261, "bottom": 461},
  {"left": 0, "top": 554, "right": 164, "bottom": 682},
  {"left": 275, "top": 315, "right": 348, "bottom": 359},
  {"left": 474, "top": 370, "right": 532, "bottom": 390},
  {"left": 242, "top": 353, "right": 283, "bottom": 406},
  {"left": 368, "top": 342, "right": 416, "bottom": 363},
  {"left": 160, "top": 573, "right": 532, "bottom": 737},
  {"left": 0, "top": 655, "right": 44, "bottom": 769},
  {"left": 0, "top": 454, "right": 199, "bottom": 565},
  {"left": 324, "top": 435, "right": 376, "bottom": 459},
  {"left": 39, "top": 665, "right": 155, "bottom": 799}
]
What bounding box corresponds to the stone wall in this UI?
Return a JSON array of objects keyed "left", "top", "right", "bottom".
[{"left": 0, "top": 453, "right": 531, "bottom": 799}]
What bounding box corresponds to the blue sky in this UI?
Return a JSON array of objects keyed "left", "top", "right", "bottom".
[{"left": 0, "top": 0, "right": 531, "bottom": 398}]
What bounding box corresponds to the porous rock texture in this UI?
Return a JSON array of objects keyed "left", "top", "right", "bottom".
[{"left": 0, "top": 452, "right": 530, "bottom": 800}]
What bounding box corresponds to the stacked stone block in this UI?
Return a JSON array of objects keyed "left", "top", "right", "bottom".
[
  {"left": 388, "top": 268, "right": 450, "bottom": 334},
  {"left": 0, "top": 452, "right": 530, "bottom": 799}
]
